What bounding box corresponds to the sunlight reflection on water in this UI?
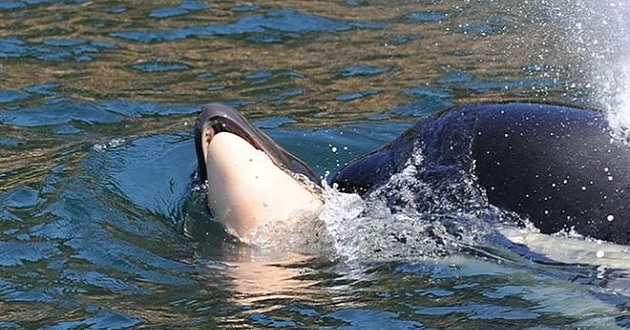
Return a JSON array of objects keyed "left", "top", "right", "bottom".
[{"left": 2, "top": 0, "right": 630, "bottom": 328}]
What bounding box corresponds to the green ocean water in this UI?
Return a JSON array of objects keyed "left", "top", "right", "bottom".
[{"left": 1, "top": 0, "right": 630, "bottom": 328}]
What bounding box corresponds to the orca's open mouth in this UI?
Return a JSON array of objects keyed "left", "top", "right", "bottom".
[{"left": 194, "top": 103, "right": 321, "bottom": 186}]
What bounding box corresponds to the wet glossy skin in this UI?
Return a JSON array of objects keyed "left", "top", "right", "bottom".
[
  {"left": 194, "top": 103, "right": 320, "bottom": 185},
  {"left": 334, "top": 103, "right": 630, "bottom": 244},
  {"left": 194, "top": 103, "right": 323, "bottom": 239}
]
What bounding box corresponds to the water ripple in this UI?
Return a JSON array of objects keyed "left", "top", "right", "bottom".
[
  {"left": 130, "top": 61, "right": 191, "bottom": 73},
  {"left": 60, "top": 269, "right": 151, "bottom": 295},
  {"left": 402, "top": 86, "right": 454, "bottom": 98},
  {"left": 390, "top": 97, "right": 454, "bottom": 117},
  {"left": 407, "top": 11, "right": 448, "bottom": 23},
  {"left": 149, "top": 0, "right": 209, "bottom": 19},
  {"left": 0, "top": 98, "right": 123, "bottom": 127},
  {"left": 101, "top": 100, "right": 198, "bottom": 117},
  {"left": 245, "top": 69, "right": 273, "bottom": 82},
  {"left": 464, "top": 78, "right": 564, "bottom": 93},
  {"left": 110, "top": 9, "right": 387, "bottom": 43},
  {"left": 65, "top": 237, "right": 194, "bottom": 286},
  {"left": 436, "top": 71, "right": 475, "bottom": 84},
  {"left": 231, "top": 4, "right": 261, "bottom": 13},
  {"left": 326, "top": 309, "right": 425, "bottom": 329},
  {"left": 0, "top": 241, "right": 59, "bottom": 266},
  {"left": 0, "top": 278, "right": 55, "bottom": 303},
  {"left": 0, "top": 37, "right": 115, "bottom": 62},
  {"left": 0, "top": 137, "right": 24, "bottom": 147},
  {"left": 23, "top": 83, "right": 60, "bottom": 95},
  {"left": 0, "top": 1, "right": 26, "bottom": 10},
  {"left": 42, "top": 38, "right": 85, "bottom": 47},
  {"left": 40, "top": 310, "right": 141, "bottom": 330},
  {"left": 336, "top": 90, "right": 380, "bottom": 102},
  {"left": 1, "top": 0, "right": 628, "bottom": 328},
  {"left": 0, "top": 98, "right": 199, "bottom": 127},
  {"left": 0, "top": 89, "right": 29, "bottom": 104},
  {"left": 2, "top": 187, "right": 41, "bottom": 208},
  {"left": 339, "top": 65, "right": 395, "bottom": 77}
]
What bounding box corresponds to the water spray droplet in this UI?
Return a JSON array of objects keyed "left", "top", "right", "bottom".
[{"left": 596, "top": 250, "right": 605, "bottom": 258}]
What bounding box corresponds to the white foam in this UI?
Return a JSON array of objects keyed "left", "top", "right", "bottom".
[
  {"left": 317, "top": 185, "right": 367, "bottom": 261},
  {"left": 316, "top": 144, "right": 493, "bottom": 263},
  {"left": 92, "top": 138, "right": 126, "bottom": 152},
  {"left": 499, "top": 225, "right": 630, "bottom": 270}
]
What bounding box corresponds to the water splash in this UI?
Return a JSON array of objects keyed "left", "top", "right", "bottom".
[
  {"left": 248, "top": 205, "right": 333, "bottom": 257},
  {"left": 550, "top": 0, "right": 630, "bottom": 136},
  {"left": 93, "top": 138, "right": 126, "bottom": 152},
  {"left": 318, "top": 143, "right": 498, "bottom": 263},
  {"left": 609, "top": 59, "right": 630, "bottom": 137},
  {"left": 317, "top": 186, "right": 366, "bottom": 261},
  {"left": 586, "top": 1, "right": 630, "bottom": 138}
]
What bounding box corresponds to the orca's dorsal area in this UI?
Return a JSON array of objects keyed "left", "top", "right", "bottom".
[{"left": 333, "top": 103, "right": 630, "bottom": 244}]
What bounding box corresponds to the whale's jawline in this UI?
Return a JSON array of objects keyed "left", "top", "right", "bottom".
[{"left": 194, "top": 103, "right": 321, "bottom": 185}]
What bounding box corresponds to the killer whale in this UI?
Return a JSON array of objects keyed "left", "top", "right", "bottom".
[
  {"left": 194, "top": 103, "right": 323, "bottom": 239},
  {"left": 194, "top": 102, "right": 630, "bottom": 245},
  {"left": 333, "top": 102, "right": 630, "bottom": 245}
]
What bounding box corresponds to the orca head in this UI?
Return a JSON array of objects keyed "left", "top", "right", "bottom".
[{"left": 194, "top": 103, "right": 323, "bottom": 238}]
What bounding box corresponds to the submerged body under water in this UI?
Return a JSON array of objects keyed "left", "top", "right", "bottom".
[{"left": 2, "top": 0, "right": 630, "bottom": 328}]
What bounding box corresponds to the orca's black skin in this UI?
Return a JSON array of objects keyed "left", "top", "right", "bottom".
[
  {"left": 194, "top": 103, "right": 321, "bottom": 185},
  {"left": 333, "top": 102, "right": 630, "bottom": 244}
]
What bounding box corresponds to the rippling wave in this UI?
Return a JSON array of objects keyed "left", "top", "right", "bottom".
[{"left": 3, "top": 0, "right": 630, "bottom": 328}]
